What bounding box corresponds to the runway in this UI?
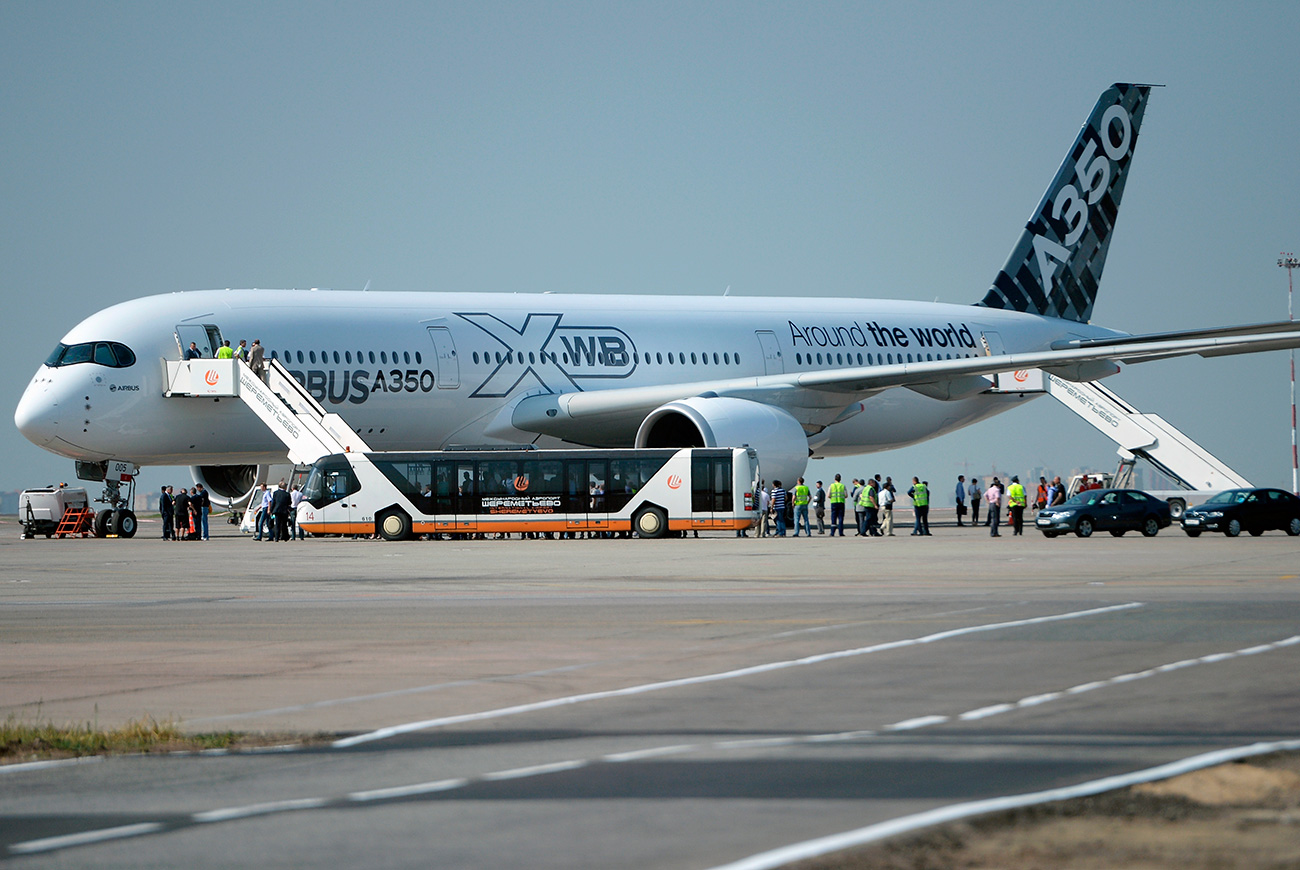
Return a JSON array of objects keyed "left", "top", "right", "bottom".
[{"left": 2, "top": 516, "right": 1299, "bottom": 867}]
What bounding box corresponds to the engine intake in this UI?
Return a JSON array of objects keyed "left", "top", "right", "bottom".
[{"left": 636, "top": 397, "right": 809, "bottom": 487}]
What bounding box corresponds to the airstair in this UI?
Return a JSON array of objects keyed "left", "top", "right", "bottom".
[
  {"left": 997, "top": 369, "right": 1250, "bottom": 492},
  {"left": 164, "top": 358, "right": 372, "bottom": 465}
]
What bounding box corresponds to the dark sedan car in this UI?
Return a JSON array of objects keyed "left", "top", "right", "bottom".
[
  {"left": 1181, "top": 488, "right": 1300, "bottom": 537},
  {"left": 1036, "top": 488, "right": 1173, "bottom": 538}
]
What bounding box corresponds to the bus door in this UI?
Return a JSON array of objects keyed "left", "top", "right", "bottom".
[
  {"left": 565, "top": 459, "right": 609, "bottom": 534},
  {"left": 691, "top": 452, "right": 735, "bottom": 530},
  {"left": 430, "top": 460, "right": 467, "bottom": 535},
  {"left": 449, "top": 459, "right": 477, "bottom": 532}
]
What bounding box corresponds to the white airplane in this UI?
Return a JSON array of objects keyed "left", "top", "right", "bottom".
[{"left": 15, "top": 83, "right": 1300, "bottom": 514}]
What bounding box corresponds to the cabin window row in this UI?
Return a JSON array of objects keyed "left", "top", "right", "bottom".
[
  {"left": 793, "top": 351, "right": 977, "bottom": 366},
  {"left": 268, "top": 349, "right": 423, "bottom": 366},
  {"left": 468, "top": 350, "right": 744, "bottom": 367}
]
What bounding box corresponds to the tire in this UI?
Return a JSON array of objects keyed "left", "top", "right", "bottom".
[
  {"left": 1167, "top": 499, "right": 1186, "bottom": 520},
  {"left": 1141, "top": 517, "right": 1160, "bottom": 538},
  {"left": 633, "top": 506, "right": 667, "bottom": 539},
  {"left": 1184, "top": 529, "right": 1202, "bottom": 537},
  {"left": 94, "top": 509, "right": 113, "bottom": 538},
  {"left": 1109, "top": 529, "right": 1125, "bottom": 537},
  {"left": 111, "top": 509, "right": 137, "bottom": 538},
  {"left": 1225, "top": 518, "right": 1242, "bottom": 537},
  {"left": 377, "top": 510, "right": 412, "bottom": 541},
  {"left": 1075, "top": 517, "right": 1094, "bottom": 538},
  {"left": 1288, "top": 517, "right": 1300, "bottom": 537}
]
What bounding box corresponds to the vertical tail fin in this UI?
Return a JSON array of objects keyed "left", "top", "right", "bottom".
[{"left": 978, "top": 83, "right": 1155, "bottom": 323}]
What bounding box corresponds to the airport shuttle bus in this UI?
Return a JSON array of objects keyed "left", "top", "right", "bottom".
[{"left": 297, "top": 446, "right": 760, "bottom": 540}]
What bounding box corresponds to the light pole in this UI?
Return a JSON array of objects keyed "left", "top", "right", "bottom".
[{"left": 1279, "top": 253, "right": 1298, "bottom": 495}]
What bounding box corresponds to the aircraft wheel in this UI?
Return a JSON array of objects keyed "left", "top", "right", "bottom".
[
  {"left": 1141, "top": 517, "right": 1161, "bottom": 537},
  {"left": 633, "top": 506, "right": 667, "bottom": 539},
  {"left": 377, "top": 510, "right": 412, "bottom": 542},
  {"left": 1074, "top": 517, "right": 1094, "bottom": 538},
  {"left": 1225, "top": 518, "right": 1242, "bottom": 537},
  {"left": 94, "top": 509, "right": 114, "bottom": 538},
  {"left": 111, "top": 510, "right": 138, "bottom": 538}
]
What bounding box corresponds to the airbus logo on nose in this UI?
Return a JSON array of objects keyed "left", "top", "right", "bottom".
[{"left": 456, "top": 312, "right": 637, "bottom": 398}]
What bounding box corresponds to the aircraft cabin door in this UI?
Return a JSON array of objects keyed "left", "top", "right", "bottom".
[
  {"left": 755, "top": 330, "right": 784, "bottom": 375},
  {"left": 176, "top": 324, "right": 223, "bottom": 358},
  {"left": 979, "top": 330, "right": 1008, "bottom": 388},
  {"left": 426, "top": 327, "right": 460, "bottom": 389}
]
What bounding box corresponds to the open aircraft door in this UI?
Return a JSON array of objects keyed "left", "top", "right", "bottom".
[{"left": 175, "top": 323, "right": 223, "bottom": 358}]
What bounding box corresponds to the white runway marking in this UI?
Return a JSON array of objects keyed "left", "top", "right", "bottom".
[
  {"left": 701, "top": 740, "right": 1300, "bottom": 870},
  {"left": 334, "top": 602, "right": 1144, "bottom": 747}
]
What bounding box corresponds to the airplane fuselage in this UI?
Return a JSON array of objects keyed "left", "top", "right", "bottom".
[{"left": 16, "top": 288, "right": 1123, "bottom": 468}]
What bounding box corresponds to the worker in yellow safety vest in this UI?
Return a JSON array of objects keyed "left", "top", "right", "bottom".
[
  {"left": 908, "top": 477, "right": 931, "bottom": 536},
  {"left": 1007, "top": 475, "right": 1027, "bottom": 536},
  {"left": 827, "top": 474, "right": 847, "bottom": 537},
  {"left": 792, "top": 478, "right": 812, "bottom": 537}
]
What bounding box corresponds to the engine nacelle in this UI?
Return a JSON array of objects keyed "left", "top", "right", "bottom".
[
  {"left": 636, "top": 396, "right": 809, "bottom": 488},
  {"left": 189, "top": 464, "right": 290, "bottom": 508}
]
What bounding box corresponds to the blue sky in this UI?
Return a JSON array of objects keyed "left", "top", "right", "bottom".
[{"left": 3, "top": 1, "right": 1298, "bottom": 496}]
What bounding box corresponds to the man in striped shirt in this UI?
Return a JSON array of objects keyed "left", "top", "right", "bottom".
[{"left": 770, "top": 480, "right": 787, "bottom": 537}]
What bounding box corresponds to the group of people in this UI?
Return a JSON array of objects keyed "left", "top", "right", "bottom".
[
  {"left": 250, "top": 481, "right": 304, "bottom": 541},
  {"left": 185, "top": 337, "right": 266, "bottom": 377},
  {"left": 159, "top": 484, "right": 210, "bottom": 541},
  {"left": 749, "top": 474, "right": 933, "bottom": 538},
  {"left": 957, "top": 473, "right": 1067, "bottom": 537}
]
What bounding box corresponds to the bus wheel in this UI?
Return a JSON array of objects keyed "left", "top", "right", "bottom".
[
  {"left": 633, "top": 506, "right": 667, "bottom": 539},
  {"left": 377, "top": 510, "right": 412, "bottom": 541}
]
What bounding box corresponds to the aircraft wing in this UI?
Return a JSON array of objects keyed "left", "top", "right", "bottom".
[{"left": 504, "top": 319, "right": 1300, "bottom": 444}]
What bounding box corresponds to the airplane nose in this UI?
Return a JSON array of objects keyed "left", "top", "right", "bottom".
[{"left": 14, "top": 373, "right": 61, "bottom": 447}]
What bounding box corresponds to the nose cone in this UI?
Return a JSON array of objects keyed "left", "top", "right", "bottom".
[{"left": 15, "top": 371, "right": 61, "bottom": 448}]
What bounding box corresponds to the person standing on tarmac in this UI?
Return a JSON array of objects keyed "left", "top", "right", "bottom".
[
  {"left": 813, "top": 481, "right": 827, "bottom": 534},
  {"left": 878, "top": 482, "right": 895, "bottom": 535},
  {"left": 955, "top": 475, "right": 967, "bottom": 526},
  {"left": 173, "top": 486, "right": 190, "bottom": 541},
  {"left": 968, "top": 477, "right": 983, "bottom": 526},
  {"left": 828, "top": 475, "right": 847, "bottom": 536},
  {"left": 1008, "top": 476, "right": 1028, "bottom": 536},
  {"left": 792, "top": 478, "right": 811, "bottom": 537},
  {"left": 195, "top": 483, "right": 211, "bottom": 540},
  {"left": 908, "top": 477, "right": 931, "bottom": 536},
  {"left": 770, "top": 481, "right": 787, "bottom": 537},
  {"left": 160, "top": 486, "right": 174, "bottom": 540}
]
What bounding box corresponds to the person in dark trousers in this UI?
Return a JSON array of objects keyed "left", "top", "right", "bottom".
[
  {"left": 173, "top": 487, "right": 190, "bottom": 541},
  {"left": 270, "top": 483, "right": 292, "bottom": 541},
  {"left": 160, "top": 486, "right": 174, "bottom": 540}
]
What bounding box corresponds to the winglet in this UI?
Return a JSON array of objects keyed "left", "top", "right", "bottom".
[{"left": 977, "top": 83, "right": 1155, "bottom": 323}]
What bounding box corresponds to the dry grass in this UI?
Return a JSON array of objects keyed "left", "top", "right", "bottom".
[{"left": 0, "top": 713, "right": 249, "bottom": 763}]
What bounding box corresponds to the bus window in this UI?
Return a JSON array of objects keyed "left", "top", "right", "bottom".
[
  {"left": 519, "top": 459, "right": 563, "bottom": 495},
  {"left": 607, "top": 459, "right": 636, "bottom": 512},
  {"left": 711, "top": 455, "right": 733, "bottom": 511},
  {"left": 479, "top": 460, "right": 518, "bottom": 496},
  {"left": 455, "top": 461, "right": 475, "bottom": 514},
  {"left": 303, "top": 458, "right": 360, "bottom": 508},
  {"left": 587, "top": 460, "right": 607, "bottom": 513}
]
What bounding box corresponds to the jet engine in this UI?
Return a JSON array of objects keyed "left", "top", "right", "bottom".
[
  {"left": 189, "top": 464, "right": 291, "bottom": 508},
  {"left": 635, "top": 396, "right": 809, "bottom": 487}
]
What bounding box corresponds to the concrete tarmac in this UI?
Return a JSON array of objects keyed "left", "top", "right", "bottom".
[{"left": 2, "top": 512, "right": 1299, "bottom": 867}]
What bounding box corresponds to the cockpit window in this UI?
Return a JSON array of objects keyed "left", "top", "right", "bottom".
[{"left": 45, "top": 342, "right": 137, "bottom": 369}]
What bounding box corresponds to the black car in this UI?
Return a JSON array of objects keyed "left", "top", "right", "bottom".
[
  {"left": 1035, "top": 488, "right": 1172, "bottom": 538},
  {"left": 1181, "top": 488, "right": 1300, "bottom": 537}
]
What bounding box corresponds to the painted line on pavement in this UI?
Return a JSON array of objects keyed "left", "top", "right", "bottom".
[
  {"left": 701, "top": 740, "right": 1300, "bottom": 870},
  {"left": 334, "top": 602, "right": 1144, "bottom": 748}
]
